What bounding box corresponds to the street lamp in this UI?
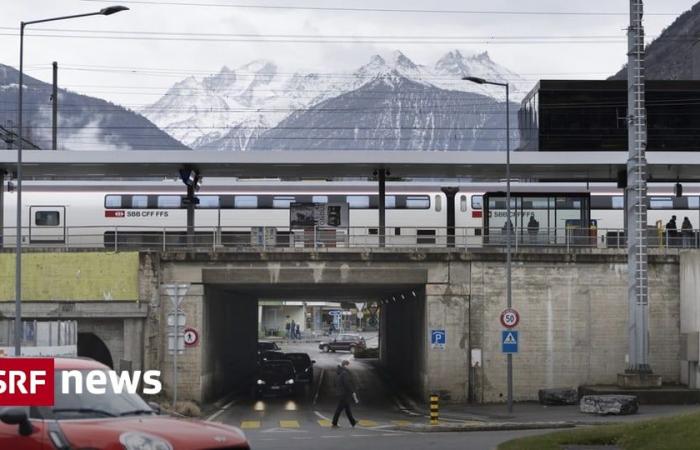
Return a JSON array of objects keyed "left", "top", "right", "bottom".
[
  {"left": 463, "top": 75, "right": 512, "bottom": 412},
  {"left": 14, "top": 5, "right": 129, "bottom": 356}
]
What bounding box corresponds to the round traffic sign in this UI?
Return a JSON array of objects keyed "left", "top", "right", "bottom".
[
  {"left": 499, "top": 308, "right": 520, "bottom": 328},
  {"left": 183, "top": 328, "right": 199, "bottom": 347}
]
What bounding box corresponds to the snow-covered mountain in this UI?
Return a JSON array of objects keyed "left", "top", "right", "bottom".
[
  {"left": 0, "top": 64, "right": 188, "bottom": 151},
  {"left": 142, "top": 50, "right": 531, "bottom": 151}
]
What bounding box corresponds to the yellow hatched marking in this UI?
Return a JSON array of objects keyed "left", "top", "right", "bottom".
[
  {"left": 318, "top": 419, "right": 332, "bottom": 427},
  {"left": 241, "top": 421, "right": 260, "bottom": 429},
  {"left": 280, "top": 420, "right": 300, "bottom": 428},
  {"left": 358, "top": 419, "right": 378, "bottom": 427},
  {"left": 391, "top": 420, "right": 411, "bottom": 426}
]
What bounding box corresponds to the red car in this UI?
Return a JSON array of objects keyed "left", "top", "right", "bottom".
[{"left": 0, "top": 358, "right": 250, "bottom": 449}]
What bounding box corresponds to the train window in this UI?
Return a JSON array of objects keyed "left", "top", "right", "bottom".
[
  {"left": 157, "top": 196, "right": 181, "bottom": 208},
  {"left": 689, "top": 197, "right": 700, "bottom": 209},
  {"left": 472, "top": 195, "right": 483, "bottom": 210},
  {"left": 406, "top": 196, "right": 430, "bottom": 209},
  {"left": 105, "top": 195, "right": 122, "bottom": 209},
  {"left": 434, "top": 195, "right": 442, "bottom": 212},
  {"left": 198, "top": 196, "right": 220, "bottom": 209},
  {"left": 460, "top": 195, "right": 467, "bottom": 212},
  {"left": 347, "top": 195, "right": 370, "bottom": 209},
  {"left": 590, "top": 196, "right": 610, "bottom": 209},
  {"left": 273, "top": 196, "right": 296, "bottom": 209},
  {"left": 234, "top": 195, "right": 258, "bottom": 209},
  {"left": 612, "top": 196, "right": 624, "bottom": 209},
  {"left": 650, "top": 197, "right": 673, "bottom": 209},
  {"left": 312, "top": 195, "right": 328, "bottom": 204},
  {"left": 132, "top": 196, "right": 148, "bottom": 209},
  {"left": 35, "top": 211, "right": 59, "bottom": 226},
  {"left": 385, "top": 196, "right": 396, "bottom": 209}
]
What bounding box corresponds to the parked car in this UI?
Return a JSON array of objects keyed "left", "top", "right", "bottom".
[
  {"left": 254, "top": 360, "right": 297, "bottom": 398},
  {"left": 260, "top": 350, "right": 286, "bottom": 362},
  {"left": 0, "top": 358, "right": 250, "bottom": 450},
  {"left": 284, "top": 353, "right": 315, "bottom": 384},
  {"left": 257, "top": 341, "right": 281, "bottom": 355},
  {"left": 319, "top": 334, "right": 367, "bottom": 354}
]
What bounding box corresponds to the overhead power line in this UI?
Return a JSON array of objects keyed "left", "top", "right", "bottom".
[{"left": 79, "top": 0, "right": 681, "bottom": 16}]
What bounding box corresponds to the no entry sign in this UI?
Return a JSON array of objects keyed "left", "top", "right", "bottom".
[{"left": 499, "top": 308, "right": 520, "bottom": 328}]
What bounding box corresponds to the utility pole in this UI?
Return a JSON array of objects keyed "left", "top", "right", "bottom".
[
  {"left": 621, "top": 0, "right": 659, "bottom": 387},
  {"left": 52, "top": 61, "right": 58, "bottom": 150}
]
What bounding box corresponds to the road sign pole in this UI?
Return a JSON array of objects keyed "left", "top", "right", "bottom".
[{"left": 163, "top": 283, "right": 189, "bottom": 408}]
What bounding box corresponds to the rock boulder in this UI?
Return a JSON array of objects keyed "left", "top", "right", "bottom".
[{"left": 579, "top": 395, "right": 639, "bottom": 415}]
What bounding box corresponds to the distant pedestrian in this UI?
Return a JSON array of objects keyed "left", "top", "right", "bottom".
[
  {"left": 285, "top": 321, "right": 291, "bottom": 339},
  {"left": 527, "top": 214, "right": 539, "bottom": 244},
  {"left": 295, "top": 324, "right": 301, "bottom": 340},
  {"left": 666, "top": 215, "right": 678, "bottom": 247},
  {"left": 290, "top": 320, "right": 296, "bottom": 340},
  {"left": 332, "top": 360, "right": 358, "bottom": 428},
  {"left": 682, "top": 217, "right": 694, "bottom": 248}
]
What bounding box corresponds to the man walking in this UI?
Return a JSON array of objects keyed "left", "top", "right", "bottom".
[{"left": 332, "top": 360, "right": 358, "bottom": 427}]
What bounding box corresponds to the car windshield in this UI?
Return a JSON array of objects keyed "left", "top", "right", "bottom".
[
  {"left": 259, "top": 342, "right": 279, "bottom": 350},
  {"left": 261, "top": 362, "right": 294, "bottom": 378},
  {"left": 40, "top": 370, "right": 152, "bottom": 419}
]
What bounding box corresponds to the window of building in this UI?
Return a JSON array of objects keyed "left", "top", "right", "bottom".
[
  {"left": 35, "top": 211, "right": 60, "bottom": 226},
  {"left": 347, "top": 195, "right": 370, "bottom": 209},
  {"left": 105, "top": 195, "right": 122, "bottom": 209},
  {"left": 131, "top": 196, "right": 148, "bottom": 209},
  {"left": 234, "top": 195, "right": 258, "bottom": 209},
  {"left": 157, "top": 196, "right": 181, "bottom": 208}
]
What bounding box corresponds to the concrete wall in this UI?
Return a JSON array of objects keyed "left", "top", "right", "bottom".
[
  {"left": 0, "top": 252, "right": 140, "bottom": 301},
  {"left": 202, "top": 287, "right": 258, "bottom": 403},
  {"left": 680, "top": 251, "right": 700, "bottom": 387},
  {"left": 472, "top": 256, "right": 680, "bottom": 402}
]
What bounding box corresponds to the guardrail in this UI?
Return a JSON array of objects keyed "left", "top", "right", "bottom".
[{"left": 0, "top": 225, "right": 696, "bottom": 252}]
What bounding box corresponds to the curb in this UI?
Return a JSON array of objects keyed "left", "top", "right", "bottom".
[{"left": 391, "top": 421, "right": 576, "bottom": 433}]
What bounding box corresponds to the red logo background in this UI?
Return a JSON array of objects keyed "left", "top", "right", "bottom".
[{"left": 0, "top": 358, "right": 55, "bottom": 406}]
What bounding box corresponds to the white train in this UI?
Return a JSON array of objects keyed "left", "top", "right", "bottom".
[{"left": 1, "top": 180, "right": 698, "bottom": 248}]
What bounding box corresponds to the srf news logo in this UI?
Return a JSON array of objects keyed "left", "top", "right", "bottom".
[{"left": 0, "top": 358, "right": 162, "bottom": 407}]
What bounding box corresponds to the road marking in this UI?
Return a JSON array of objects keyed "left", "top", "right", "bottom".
[
  {"left": 241, "top": 420, "right": 261, "bottom": 429},
  {"left": 391, "top": 420, "right": 411, "bottom": 426},
  {"left": 318, "top": 419, "right": 332, "bottom": 427},
  {"left": 314, "top": 410, "right": 331, "bottom": 420},
  {"left": 357, "top": 419, "right": 378, "bottom": 427},
  {"left": 280, "top": 420, "right": 300, "bottom": 428},
  {"left": 313, "top": 368, "right": 325, "bottom": 405},
  {"left": 205, "top": 399, "right": 236, "bottom": 422}
]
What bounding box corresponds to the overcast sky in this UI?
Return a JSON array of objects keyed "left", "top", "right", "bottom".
[{"left": 1, "top": 0, "right": 698, "bottom": 108}]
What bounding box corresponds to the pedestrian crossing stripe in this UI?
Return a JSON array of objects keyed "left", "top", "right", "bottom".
[
  {"left": 318, "top": 419, "right": 332, "bottom": 427},
  {"left": 357, "top": 419, "right": 378, "bottom": 427},
  {"left": 240, "top": 421, "right": 260, "bottom": 429},
  {"left": 503, "top": 332, "right": 517, "bottom": 344},
  {"left": 391, "top": 420, "right": 411, "bottom": 426},
  {"left": 279, "top": 420, "right": 300, "bottom": 428}
]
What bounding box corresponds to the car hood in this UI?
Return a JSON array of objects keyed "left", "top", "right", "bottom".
[{"left": 59, "top": 416, "right": 247, "bottom": 449}]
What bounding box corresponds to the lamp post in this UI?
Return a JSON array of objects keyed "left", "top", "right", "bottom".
[
  {"left": 463, "top": 76, "right": 512, "bottom": 412},
  {"left": 14, "top": 5, "right": 129, "bottom": 356}
]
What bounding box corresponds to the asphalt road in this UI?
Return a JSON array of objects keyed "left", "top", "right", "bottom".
[{"left": 207, "top": 337, "right": 547, "bottom": 449}]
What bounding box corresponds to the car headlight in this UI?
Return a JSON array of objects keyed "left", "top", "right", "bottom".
[
  {"left": 257, "top": 379, "right": 266, "bottom": 385},
  {"left": 119, "top": 432, "right": 173, "bottom": 450},
  {"left": 285, "top": 379, "right": 294, "bottom": 385}
]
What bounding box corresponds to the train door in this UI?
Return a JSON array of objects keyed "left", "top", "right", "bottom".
[{"left": 29, "top": 206, "right": 65, "bottom": 244}]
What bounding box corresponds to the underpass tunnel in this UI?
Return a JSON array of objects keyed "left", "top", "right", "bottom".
[{"left": 199, "top": 266, "right": 429, "bottom": 405}]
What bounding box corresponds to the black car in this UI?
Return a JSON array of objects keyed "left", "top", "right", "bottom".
[
  {"left": 257, "top": 341, "right": 281, "bottom": 355},
  {"left": 284, "top": 353, "right": 315, "bottom": 384},
  {"left": 260, "top": 351, "right": 286, "bottom": 362},
  {"left": 319, "top": 334, "right": 367, "bottom": 354},
  {"left": 255, "top": 360, "right": 297, "bottom": 398}
]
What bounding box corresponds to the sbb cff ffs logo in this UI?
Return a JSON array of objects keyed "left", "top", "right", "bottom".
[
  {"left": 0, "top": 358, "right": 54, "bottom": 406},
  {"left": 499, "top": 308, "right": 520, "bottom": 328}
]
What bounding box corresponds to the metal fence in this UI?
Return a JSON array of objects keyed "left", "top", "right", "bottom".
[{"left": 0, "top": 225, "right": 696, "bottom": 251}]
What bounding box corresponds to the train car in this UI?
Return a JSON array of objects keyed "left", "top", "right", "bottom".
[{"left": 3, "top": 180, "right": 700, "bottom": 249}]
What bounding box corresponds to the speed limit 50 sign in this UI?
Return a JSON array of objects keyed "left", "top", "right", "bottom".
[{"left": 499, "top": 308, "right": 520, "bottom": 328}]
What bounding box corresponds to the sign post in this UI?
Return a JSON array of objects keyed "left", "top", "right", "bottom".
[
  {"left": 499, "top": 308, "right": 519, "bottom": 411},
  {"left": 163, "top": 284, "right": 189, "bottom": 407}
]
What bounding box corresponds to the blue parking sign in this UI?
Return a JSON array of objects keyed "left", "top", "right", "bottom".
[
  {"left": 501, "top": 330, "right": 519, "bottom": 353},
  {"left": 431, "top": 330, "right": 446, "bottom": 349}
]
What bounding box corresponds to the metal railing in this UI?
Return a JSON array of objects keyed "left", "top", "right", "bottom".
[{"left": 0, "top": 225, "right": 697, "bottom": 252}]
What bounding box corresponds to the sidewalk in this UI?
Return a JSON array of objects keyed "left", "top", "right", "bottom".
[{"left": 392, "top": 401, "right": 700, "bottom": 432}]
